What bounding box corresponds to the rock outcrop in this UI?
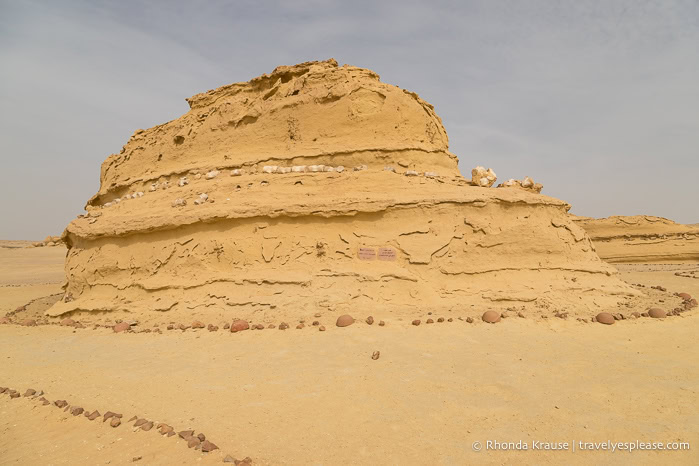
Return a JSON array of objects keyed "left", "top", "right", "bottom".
[
  {"left": 49, "top": 59, "right": 636, "bottom": 323},
  {"left": 497, "top": 176, "right": 543, "bottom": 193},
  {"left": 574, "top": 215, "right": 699, "bottom": 263}
]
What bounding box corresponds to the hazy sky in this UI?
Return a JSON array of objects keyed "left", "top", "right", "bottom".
[{"left": 1, "top": 0, "right": 698, "bottom": 239}]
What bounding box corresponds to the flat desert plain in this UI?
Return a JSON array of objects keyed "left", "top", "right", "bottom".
[{"left": 1, "top": 241, "right": 697, "bottom": 465}]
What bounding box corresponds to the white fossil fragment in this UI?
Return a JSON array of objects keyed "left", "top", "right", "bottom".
[
  {"left": 471, "top": 166, "right": 497, "bottom": 187},
  {"left": 335, "top": 166, "right": 345, "bottom": 173},
  {"left": 279, "top": 167, "right": 292, "bottom": 174},
  {"left": 206, "top": 170, "right": 220, "bottom": 179},
  {"left": 178, "top": 177, "right": 189, "bottom": 187},
  {"left": 104, "top": 202, "right": 113, "bottom": 208},
  {"left": 405, "top": 170, "right": 418, "bottom": 176},
  {"left": 308, "top": 165, "right": 325, "bottom": 172},
  {"left": 323, "top": 166, "right": 335, "bottom": 172},
  {"left": 230, "top": 169, "right": 243, "bottom": 176},
  {"left": 424, "top": 171, "right": 438, "bottom": 178},
  {"left": 134, "top": 191, "right": 144, "bottom": 198},
  {"left": 291, "top": 165, "right": 307, "bottom": 173},
  {"left": 114, "top": 198, "right": 121, "bottom": 203},
  {"left": 262, "top": 165, "right": 278, "bottom": 174},
  {"left": 124, "top": 194, "right": 132, "bottom": 200},
  {"left": 353, "top": 164, "right": 367, "bottom": 171},
  {"left": 195, "top": 173, "right": 202, "bottom": 180},
  {"left": 172, "top": 198, "right": 187, "bottom": 207},
  {"left": 384, "top": 166, "right": 395, "bottom": 172}
]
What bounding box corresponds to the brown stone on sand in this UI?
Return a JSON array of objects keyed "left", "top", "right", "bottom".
[
  {"left": 201, "top": 440, "right": 218, "bottom": 452},
  {"left": 279, "top": 322, "right": 289, "bottom": 330},
  {"left": 141, "top": 421, "right": 154, "bottom": 431},
  {"left": 437, "top": 317, "right": 444, "bottom": 322},
  {"left": 595, "top": 312, "right": 615, "bottom": 325},
  {"left": 268, "top": 324, "right": 276, "bottom": 329},
  {"left": 688, "top": 298, "right": 698, "bottom": 308},
  {"left": 366, "top": 316, "right": 374, "bottom": 325},
  {"left": 255, "top": 324, "right": 264, "bottom": 330},
  {"left": 336, "top": 314, "right": 354, "bottom": 327},
  {"left": 60, "top": 318, "right": 76, "bottom": 327},
  {"left": 379, "top": 320, "right": 385, "bottom": 326},
  {"left": 678, "top": 292, "right": 691, "bottom": 301},
  {"left": 178, "top": 430, "right": 195, "bottom": 439},
  {"left": 158, "top": 424, "right": 173, "bottom": 435},
  {"left": 23, "top": 389, "right": 36, "bottom": 397},
  {"left": 648, "top": 308, "right": 666, "bottom": 319},
  {"left": 10, "top": 392, "right": 20, "bottom": 399},
  {"left": 113, "top": 322, "right": 130, "bottom": 333},
  {"left": 319, "top": 325, "right": 326, "bottom": 331},
  {"left": 22, "top": 319, "right": 37, "bottom": 327},
  {"left": 191, "top": 321, "right": 205, "bottom": 329},
  {"left": 482, "top": 311, "right": 501, "bottom": 324},
  {"left": 312, "top": 321, "right": 319, "bottom": 326},
  {"left": 103, "top": 411, "right": 121, "bottom": 422},
  {"left": 412, "top": 320, "right": 421, "bottom": 326},
  {"left": 631, "top": 312, "right": 641, "bottom": 318},
  {"left": 110, "top": 417, "right": 121, "bottom": 427},
  {"left": 426, "top": 318, "right": 434, "bottom": 324},
  {"left": 54, "top": 400, "right": 68, "bottom": 408},
  {"left": 372, "top": 351, "right": 380, "bottom": 360},
  {"left": 134, "top": 418, "right": 148, "bottom": 427},
  {"left": 187, "top": 437, "right": 201, "bottom": 449},
  {"left": 70, "top": 407, "right": 84, "bottom": 416},
  {"left": 88, "top": 410, "right": 101, "bottom": 421},
  {"left": 230, "top": 320, "right": 250, "bottom": 332},
  {"left": 223, "top": 455, "right": 236, "bottom": 463},
  {"left": 466, "top": 317, "right": 474, "bottom": 323},
  {"left": 296, "top": 323, "right": 304, "bottom": 329}
]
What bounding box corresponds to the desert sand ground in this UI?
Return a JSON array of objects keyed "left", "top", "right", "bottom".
[{"left": 1, "top": 241, "right": 697, "bottom": 465}]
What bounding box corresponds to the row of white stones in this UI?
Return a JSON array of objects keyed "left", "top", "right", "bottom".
[{"left": 99, "top": 166, "right": 441, "bottom": 209}]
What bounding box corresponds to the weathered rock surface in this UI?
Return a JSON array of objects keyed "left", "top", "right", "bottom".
[
  {"left": 49, "top": 59, "right": 636, "bottom": 323},
  {"left": 574, "top": 215, "right": 699, "bottom": 263}
]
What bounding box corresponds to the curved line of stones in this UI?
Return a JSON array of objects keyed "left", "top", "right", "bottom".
[{"left": 0, "top": 385, "right": 252, "bottom": 465}]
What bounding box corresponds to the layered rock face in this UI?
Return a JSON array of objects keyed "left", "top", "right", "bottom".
[
  {"left": 50, "top": 60, "right": 636, "bottom": 322},
  {"left": 574, "top": 215, "right": 699, "bottom": 263}
]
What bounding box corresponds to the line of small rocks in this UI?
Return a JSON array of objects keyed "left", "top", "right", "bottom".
[
  {"left": 0, "top": 385, "right": 251, "bottom": 464},
  {"left": 96, "top": 163, "right": 445, "bottom": 210}
]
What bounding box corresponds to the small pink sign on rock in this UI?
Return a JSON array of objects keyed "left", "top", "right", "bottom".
[
  {"left": 378, "top": 247, "right": 397, "bottom": 261},
  {"left": 358, "top": 247, "right": 376, "bottom": 260}
]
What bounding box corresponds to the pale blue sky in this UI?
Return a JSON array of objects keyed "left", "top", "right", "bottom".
[{"left": 1, "top": 0, "right": 698, "bottom": 239}]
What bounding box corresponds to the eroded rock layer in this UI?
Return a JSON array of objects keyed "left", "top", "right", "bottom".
[
  {"left": 574, "top": 215, "right": 699, "bottom": 263},
  {"left": 51, "top": 60, "right": 637, "bottom": 322}
]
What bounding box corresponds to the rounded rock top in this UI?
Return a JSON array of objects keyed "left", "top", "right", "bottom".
[
  {"left": 336, "top": 315, "right": 354, "bottom": 327},
  {"left": 482, "top": 310, "right": 501, "bottom": 324},
  {"left": 595, "top": 312, "right": 615, "bottom": 325}
]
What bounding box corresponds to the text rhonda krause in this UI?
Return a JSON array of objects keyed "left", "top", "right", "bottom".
[{"left": 486, "top": 440, "right": 690, "bottom": 452}]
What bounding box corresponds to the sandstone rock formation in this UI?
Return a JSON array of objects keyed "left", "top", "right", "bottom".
[
  {"left": 48, "top": 59, "right": 636, "bottom": 323},
  {"left": 497, "top": 176, "right": 543, "bottom": 193},
  {"left": 574, "top": 215, "right": 699, "bottom": 263},
  {"left": 470, "top": 166, "right": 497, "bottom": 187}
]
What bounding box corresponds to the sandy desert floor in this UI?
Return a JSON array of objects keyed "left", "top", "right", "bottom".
[{"left": 1, "top": 243, "right": 698, "bottom": 465}]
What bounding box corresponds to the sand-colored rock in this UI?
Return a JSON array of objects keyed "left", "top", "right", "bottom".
[
  {"left": 497, "top": 176, "right": 543, "bottom": 193},
  {"left": 48, "top": 60, "right": 636, "bottom": 323},
  {"left": 574, "top": 215, "right": 699, "bottom": 263}
]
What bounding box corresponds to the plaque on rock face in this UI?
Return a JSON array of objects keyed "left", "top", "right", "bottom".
[
  {"left": 358, "top": 247, "right": 376, "bottom": 260},
  {"left": 378, "top": 247, "right": 397, "bottom": 261}
]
